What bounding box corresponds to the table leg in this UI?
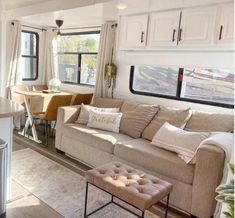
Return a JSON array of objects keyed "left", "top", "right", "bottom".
[{"left": 18, "top": 96, "right": 42, "bottom": 144}]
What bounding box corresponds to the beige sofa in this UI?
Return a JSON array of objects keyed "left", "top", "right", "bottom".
[{"left": 55, "top": 98, "right": 234, "bottom": 218}]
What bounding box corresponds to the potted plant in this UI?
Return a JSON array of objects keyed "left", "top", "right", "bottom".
[{"left": 216, "top": 163, "right": 234, "bottom": 218}]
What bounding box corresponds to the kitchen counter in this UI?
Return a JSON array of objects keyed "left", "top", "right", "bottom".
[
  {"left": 0, "top": 97, "right": 24, "bottom": 201},
  {"left": 0, "top": 97, "right": 24, "bottom": 118}
]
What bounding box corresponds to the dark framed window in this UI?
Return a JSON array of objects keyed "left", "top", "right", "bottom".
[
  {"left": 130, "top": 65, "right": 234, "bottom": 108},
  {"left": 21, "top": 31, "right": 39, "bottom": 80},
  {"left": 57, "top": 31, "right": 100, "bottom": 86}
]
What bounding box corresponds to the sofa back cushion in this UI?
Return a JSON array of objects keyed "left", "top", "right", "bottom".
[
  {"left": 120, "top": 101, "right": 159, "bottom": 138},
  {"left": 93, "top": 98, "right": 123, "bottom": 109},
  {"left": 142, "top": 107, "right": 191, "bottom": 141},
  {"left": 185, "top": 110, "right": 234, "bottom": 132}
]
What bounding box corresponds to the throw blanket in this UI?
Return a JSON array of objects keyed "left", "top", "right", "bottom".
[{"left": 191, "top": 132, "right": 234, "bottom": 218}]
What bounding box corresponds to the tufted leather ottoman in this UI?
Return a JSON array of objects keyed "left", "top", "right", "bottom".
[{"left": 84, "top": 161, "right": 173, "bottom": 218}]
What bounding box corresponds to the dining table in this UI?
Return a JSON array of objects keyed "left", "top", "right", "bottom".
[{"left": 15, "top": 90, "right": 74, "bottom": 144}]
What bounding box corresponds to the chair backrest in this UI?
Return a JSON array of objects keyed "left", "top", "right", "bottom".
[
  {"left": 44, "top": 95, "right": 73, "bottom": 121},
  {"left": 72, "top": 93, "right": 93, "bottom": 105},
  {"left": 32, "top": 84, "right": 48, "bottom": 91},
  {"left": 9, "top": 85, "right": 29, "bottom": 105}
]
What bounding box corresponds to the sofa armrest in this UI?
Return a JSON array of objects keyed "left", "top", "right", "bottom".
[
  {"left": 191, "top": 144, "right": 225, "bottom": 218},
  {"left": 57, "top": 105, "right": 81, "bottom": 125}
]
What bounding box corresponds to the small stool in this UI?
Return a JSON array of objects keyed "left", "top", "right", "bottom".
[{"left": 84, "top": 161, "right": 173, "bottom": 218}]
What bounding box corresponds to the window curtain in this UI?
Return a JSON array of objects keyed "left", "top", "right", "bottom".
[
  {"left": 7, "top": 21, "right": 22, "bottom": 88},
  {"left": 94, "top": 21, "right": 117, "bottom": 98},
  {"left": 42, "top": 27, "right": 58, "bottom": 84}
]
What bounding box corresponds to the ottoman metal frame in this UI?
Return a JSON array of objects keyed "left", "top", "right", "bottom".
[{"left": 84, "top": 182, "right": 170, "bottom": 218}]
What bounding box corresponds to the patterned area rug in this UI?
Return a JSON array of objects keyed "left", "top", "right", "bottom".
[{"left": 12, "top": 149, "right": 160, "bottom": 218}]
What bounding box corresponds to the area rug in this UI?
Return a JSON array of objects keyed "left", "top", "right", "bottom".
[{"left": 12, "top": 148, "right": 160, "bottom": 218}]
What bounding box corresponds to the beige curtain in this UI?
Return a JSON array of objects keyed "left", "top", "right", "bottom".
[
  {"left": 7, "top": 21, "right": 22, "bottom": 88},
  {"left": 42, "top": 27, "right": 58, "bottom": 84},
  {"left": 94, "top": 22, "right": 117, "bottom": 98}
]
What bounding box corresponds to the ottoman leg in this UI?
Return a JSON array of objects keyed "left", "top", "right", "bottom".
[
  {"left": 165, "top": 194, "right": 170, "bottom": 218},
  {"left": 84, "top": 182, "right": 89, "bottom": 218}
]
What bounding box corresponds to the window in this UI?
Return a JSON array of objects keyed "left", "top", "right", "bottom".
[
  {"left": 57, "top": 31, "right": 100, "bottom": 86},
  {"left": 130, "top": 66, "right": 234, "bottom": 108},
  {"left": 21, "top": 31, "right": 39, "bottom": 80}
]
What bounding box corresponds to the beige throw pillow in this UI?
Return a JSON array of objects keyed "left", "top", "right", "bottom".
[
  {"left": 142, "top": 106, "right": 192, "bottom": 141},
  {"left": 151, "top": 122, "right": 210, "bottom": 163},
  {"left": 119, "top": 102, "right": 159, "bottom": 138},
  {"left": 87, "top": 110, "right": 122, "bottom": 133},
  {"left": 76, "top": 103, "right": 119, "bottom": 124}
]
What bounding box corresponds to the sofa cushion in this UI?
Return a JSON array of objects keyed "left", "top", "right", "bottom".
[
  {"left": 114, "top": 138, "right": 195, "bottom": 185},
  {"left": 63, "top": 123, "right": 133, "bottom": 154},
  {"left": 120, "top": 101, "right": 159, "bottom": 138},
  {"left": 185, "top": 110, "right": 234, "bottom": 132},
  {"left": 93, "top": 98, "right": 124, "bottom": 109},
  {"left": 142, "top": 107, "right": 191, "bottom": 141}
]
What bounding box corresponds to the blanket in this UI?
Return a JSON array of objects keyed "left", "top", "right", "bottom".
[{"left": 191, "top": 132, "right": 234, "bottom": 218}]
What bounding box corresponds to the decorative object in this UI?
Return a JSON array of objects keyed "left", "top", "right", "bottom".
[
  {"left": 216, "top": 163, "right": 234, "bottom": 218},
  {"left": 48, "top": 78, "right": 61, "bottom": 91}
]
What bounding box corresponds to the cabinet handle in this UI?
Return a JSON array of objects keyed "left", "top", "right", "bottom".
[
  {"left": 219, "top": 25, "right": 223, "bottom": 40},
  {"left": 141, "top": 32, "right": 144, "bottom": 43},
  {"left": 178, "top": 28, "right": 182, "bottom": 42},
  {"left": 172, "top": 29, "right": 176, "bottom": 42}
]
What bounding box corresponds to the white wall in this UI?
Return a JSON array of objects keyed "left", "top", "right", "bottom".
[{"left": 114, "top": 0, "right": 234, "bottom": 114}]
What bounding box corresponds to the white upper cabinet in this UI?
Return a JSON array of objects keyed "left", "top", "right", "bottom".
[
  {"left": 148, "top": 11, "right": 181, "bottom": 47},
  {"left": 215, "top": 3, "right": 234, "bottom": 45},
  {"left": 178, "top": 6, "right": 217, "bottom": 47},
  {"left": 118, "top": 2, "right": 234, "bottom": 50},
  {"left": 119, "top": 15, "right": 148, "bottom": 49}
]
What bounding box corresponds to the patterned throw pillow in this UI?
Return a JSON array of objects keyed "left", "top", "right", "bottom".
[
  {"left": 87, "top": 110, "right": 122, "bottom": 133},
  {"left": 76, "top": 103, "right": 119, "bottom": 124}
]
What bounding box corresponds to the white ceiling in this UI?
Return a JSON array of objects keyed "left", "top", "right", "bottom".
[
  {"left": 20, "top": 1, "right": 118, "bottom": 28},
  {"left": 3, "top": 0, "right": 50, "bottom": 10}
]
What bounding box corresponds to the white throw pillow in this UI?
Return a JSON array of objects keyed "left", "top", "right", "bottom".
[
  {"left": 87, "top": 110, "right": 122, "bottom": 133},
  {"left": 151, "top": 122, "right": 210, "bottom": 163},
  {"left": 76, "top": 103, "right": 119, "bottom": 124}
]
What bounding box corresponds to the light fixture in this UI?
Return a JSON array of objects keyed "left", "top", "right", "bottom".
[
  {"left": 116, "top": 2, "right": 128, "bottom": 10},
  {"left": 55, "top": 19, "right": 64, "bottom": 35}
]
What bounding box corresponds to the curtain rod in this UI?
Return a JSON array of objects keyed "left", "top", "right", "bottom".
[
  {"left": 58, "top": 23, "right": 117, "bottom": 31},
  {"left": 59, "top": 25, "right": 101, "bottom": 31},
  {"left": 11, "top": 22, "right": 47, "bottom": 31}
]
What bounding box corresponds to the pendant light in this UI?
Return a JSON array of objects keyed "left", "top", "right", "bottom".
[{"left": 55, "top": 19, "right": 64, "bottom": 35}]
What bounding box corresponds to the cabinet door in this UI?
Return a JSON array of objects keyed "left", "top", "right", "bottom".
[
  {"left": 216, "top": 3, "right": 234, "bottom": 45},
  {"left": 148, "top": 11, "right": 181, "bottom": 47},
  {"left": 179, "top": 6, "right": 217, "bottom": 47},
  {"left": 120, "top": 15, "right": 148, "bottom": 49}
]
